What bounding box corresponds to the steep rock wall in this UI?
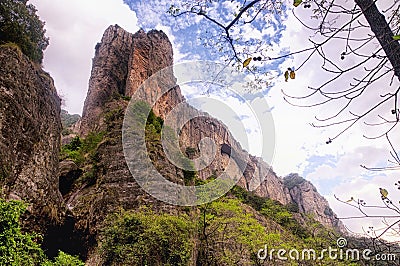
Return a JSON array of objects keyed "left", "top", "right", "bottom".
[
  {"left": 0, "top": 45, "right": 65, "bottom": 231},
  {"left": 68, "top": 25, "right": 184, "bottom": 244},
  {"left": 73, "top": 25, "right": 343, "bottom": 241},
  {"left": 79, "top": 25, "right": 134, "bottom": 136},
  {"left": 284, "top": 173, "right": 346, "bottom": 232}
]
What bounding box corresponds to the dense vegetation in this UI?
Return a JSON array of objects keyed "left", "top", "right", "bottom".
[
  {"left": 60, "top": 132, "right": 104, "bottom": 167},
  {"left": 60, "top": 131, "right": 104, "bottom": 189},
  {"left": 101, "top": 209, "right": 195, "bottom": 266},
  {"left": 99, "top": 187, "right": 360, "bottom": 265},
  {"left": 57, "top": 107, "right": 369, "bottom": 265},
  {"left": 94, "top": 105, "right": 356, "bottom": 265},
  {"left": 0, "top": 198, "right": 84, "bottom": 266},
  {"left": 0, "top": 0, "right": 48, "bottom": 63}
]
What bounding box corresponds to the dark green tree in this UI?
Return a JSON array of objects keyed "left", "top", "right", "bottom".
[
  {"left": 0, "top": 198, "right": 85, "bottom": 266},
  {"left": 0, "top": 0, "right": 49, "bottom": 63},
  {"left": 0, "top": 198, "right": 46, "bottom": 265}
]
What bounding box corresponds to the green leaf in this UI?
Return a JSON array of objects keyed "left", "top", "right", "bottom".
[
  {"left": 284, "top": 71, "right": 289, "bottom": 82},
  {"left": 393, "top": 35, "right": 400, "bottom": 40},
  {"left": 243, "top": 57, "right": 252, "bottom": 68},
  {"left": 293, "top": 0, "right": 302, "bottom": 7}
]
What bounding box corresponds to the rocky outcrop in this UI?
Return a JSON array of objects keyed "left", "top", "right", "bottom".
[
  {"left": 284, "top": 173, "right": 345, "bottom": 231},
  {"left": 175, "top": 107, "right": 292, "bottom": 205},
  {"left": 125, "top": 29, "right": 183, "bottom": 116},
  {"left": 79, "top": 25, "right": 134, "bottom": 136},
  {"left": 176, "top": 110, "right": 342, "bottom": 228},
  {"left": 61, "top": 109, "right": 80, "bottom": 144},
  {"left": 73, "top": 25, "right": 343, "bottom": 236},
  {"left": 67, "top": 25, "right": 183, "bottom": 239},
  {"left": 79, "top": 25, "right": 183, "bottom": 136},
  {"left": 0, "top": 44, "right": 65, "bottom": 232}
]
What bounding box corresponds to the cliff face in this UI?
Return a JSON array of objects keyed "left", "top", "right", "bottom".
[
  {"left": 125, "top": 29, "right": 183, "bottom": 115},
  {"left": 0, "top": 25, "right": 346, "bottom": 265},
  {"left": 72, "top": 24, "right": 342, "bottom": 237},
  {"left": 79, "top": 25, "right": 183, "bottom": 136},
  {"left": 0, "top": 45, "right": 65, "bottom": 231},
  {"left": 284, "top": 173, "right": 346, "bottom": 232},
  {"left": 79, "top": 25, "right": 134, "bottom": 136},
  {"left": 65, "top": 26, "right": 184, "bottom": 255},
  {"left": 175, "top": 107, "right": 292, "bottom": 205}
]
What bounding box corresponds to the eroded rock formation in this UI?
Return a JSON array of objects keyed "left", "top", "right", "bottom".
[
  {"left": 73, "top": 25, "right": 343, "bottom": 236},
  {"left": 0, "top": 24, "right": 345, "bottom": 265},
  {"left": 0, "top": 45, "right": 65, "bottom": 232}
]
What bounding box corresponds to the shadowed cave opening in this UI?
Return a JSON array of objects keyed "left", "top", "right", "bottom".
[{"left": 42, "top": 213, "right": 92, "bottom": 261}]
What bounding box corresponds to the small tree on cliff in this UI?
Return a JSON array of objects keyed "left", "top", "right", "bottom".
[
  {"left": 0, "top": 0, "right": 48, "bottom": 63},
  {"left": 0, "top": 198, "right": 84, "bottom": 266}
]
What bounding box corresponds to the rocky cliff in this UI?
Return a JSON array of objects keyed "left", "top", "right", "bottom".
[
  {"left": 70, "top": 24, "right": 342, "bottom": 236},
  {"left": 0, "top": 44, "right": 65, "bottom": 232},
  {"left": 79, "top": 25, "right": 182, "bottom": 136},
  {"left": 284, "top": 173, "right": 345, "bottom": 231},
  {"left": 0, "top": 24, "right": 348, "bottom": 265}
]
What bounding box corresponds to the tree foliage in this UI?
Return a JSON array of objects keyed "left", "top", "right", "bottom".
[
  {"left": 0, "top": 198, "right": 84, "bottom": 266},
  {"left": 0, "top": 0, "right": 48, "bottom": 63},
  {"left": 100, "top": 209, "right": 195, "bottom": 266},
  {"left": 197, "top": 198, "right": 273, "bottom": 265},
  {"left": 0, "top": 198, "right": 46, "bottom": 265},
  {"left": 43, "top": 251, "right": 84, "bottom": 266}
]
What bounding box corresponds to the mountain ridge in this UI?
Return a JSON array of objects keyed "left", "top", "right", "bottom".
[
  {"left": 74, "top": 24, "right": 344, "bottom": 231},
  {"left": 0, "top": 25, "right": 347, "bottom": 265}
]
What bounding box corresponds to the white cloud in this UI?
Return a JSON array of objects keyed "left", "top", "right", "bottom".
[
  {"left": 307, "top": 146, "right": 389, "bottom": 182},
  {"left": 327, "top": 171, "right": 400, "bottom": 240},
  {"left": 29, "top": 0, "right": 139, "bottom": 114},
  {"left": 153, "top": 24, "right": 190, "bottom": 63}
]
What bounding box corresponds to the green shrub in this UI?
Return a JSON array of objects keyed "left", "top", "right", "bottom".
[
  {"left": 0, "top": 198, "right": 84, "bottom": 265},
  {"left": 287, "top": 202, "right": 300, "bottom": 213},
  {"left": 0, "top": 0, "right": 49, "bottom": 63},
  {"left": 230, "top": 185, "right": 266, "bottom": 211},
  {"left": 121, "top": 95, "right": 131, "bottom": 101},
  {"left": 104, "top": 108, "right": 124, "bottom": 128},
  {"left": 43, "top": 251, "right": 84, "bottom": 266},
  {"left": 183, "top": 170, "right": 196, "bottom": 184},
  {"left": 81, "top": 132, "right": 105, "bottom": 154},
  {"left": 185, "top": 147, "right": 197, "bottom": 158},
  {"left": 60, "top": 132, "right": 104, "bottom": 166},
  {"left": 231, "top": 185, "right": 310, "bottom": 239},
  {"left": 147, "top": 109, "right": 163, "bottom": 133},
  {"left": 0, "top": 198, "right": 46, "bottom": 265},
  {"left": 100, "top": 210, "right": 195, "bottom": 266},
  {"left": 0, "top": 164, "right": 10, "bottom": 182},
  {"left": 198, "top": 198, "right": 273, "bottom": 265}
]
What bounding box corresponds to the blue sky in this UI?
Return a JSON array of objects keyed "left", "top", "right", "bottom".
[{"left": 29, "top": 0, "right": 400, "bottom": 238}]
